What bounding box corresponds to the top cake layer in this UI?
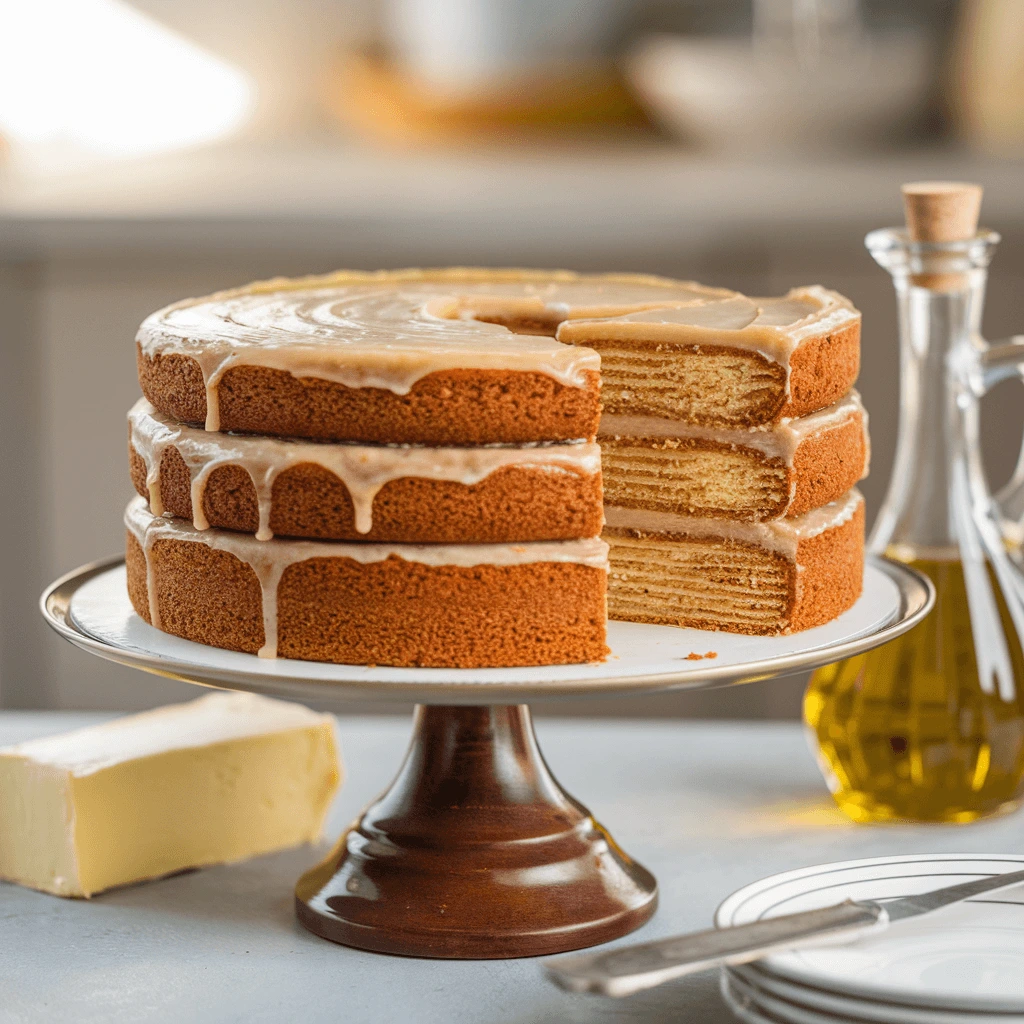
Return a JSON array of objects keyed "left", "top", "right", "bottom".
[{"left": 137, "top": 268, "right": 860, "bottom": 443}]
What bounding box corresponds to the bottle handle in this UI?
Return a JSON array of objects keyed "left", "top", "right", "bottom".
[
  {"left": 983, "top": 337, "right": 1024, "bottom": 529},
  {"left": 952, "top": 336, "right": 1024, "bottom": 701}
]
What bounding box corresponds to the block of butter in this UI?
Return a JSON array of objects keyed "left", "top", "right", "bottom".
[{"left": 0, "top": 692, "right": 341, "bottom": 897}]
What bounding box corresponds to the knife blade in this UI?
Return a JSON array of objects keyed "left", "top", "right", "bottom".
[{"left": 544, "top": 866, "right": 1024, "bottom": 998}]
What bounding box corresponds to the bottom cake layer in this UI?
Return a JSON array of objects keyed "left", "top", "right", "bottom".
[
  {"left": 604, "top": 490, "right": 864, "bottom": 635},
  {"left": 124, "top": 498, "right": 608, "bottom": 668}
]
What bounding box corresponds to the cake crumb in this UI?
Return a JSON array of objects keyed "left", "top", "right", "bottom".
[{"left": 684, "top": 651, "right": 718, "bottom": 661}]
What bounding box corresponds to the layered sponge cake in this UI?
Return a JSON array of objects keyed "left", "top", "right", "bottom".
[{"left": 126, "top": 266, "right": 866, "bottom": 662}]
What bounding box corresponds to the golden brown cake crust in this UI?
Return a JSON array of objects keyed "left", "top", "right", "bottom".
[
  {"left": 788, "top": 410, "right": 868, "bottom": 518},
  {"left": 129, "top": 441, "right": 604, "bottom": 543},
  {"left": 125, "top": 532, "right": 608, "bottom": 668},
  {"left": 137, "top": 347, "right": 601, "bottom": 445},
  {"left": 789, "top": 500, "right": 865, "bottom": 631},
  {"left": 778, "top": 321, "right": 861, "bottom": 421}
]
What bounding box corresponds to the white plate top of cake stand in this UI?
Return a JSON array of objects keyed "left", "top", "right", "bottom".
[{"left": 41, "top": 556, "right": 932, "bottom": 705}]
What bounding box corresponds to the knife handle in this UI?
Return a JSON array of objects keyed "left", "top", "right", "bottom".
[{"left": 544, "top": 900, "right": 887, "bottom": 998}]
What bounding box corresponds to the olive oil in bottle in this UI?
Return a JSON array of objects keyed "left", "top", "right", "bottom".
[
  {"left": 805, "top": 183, "right": 1024, "bottom": 823},
  {"left": 806, "top": 551, "right": 1024, "bottom": 823}
]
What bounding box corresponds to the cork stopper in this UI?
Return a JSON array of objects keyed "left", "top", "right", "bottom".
[
  {"left": 901, "top": 181, "right": 983, "bottom": 289},
  {"left": 902, "top": 181, "right": 983, "bottom": 242}
]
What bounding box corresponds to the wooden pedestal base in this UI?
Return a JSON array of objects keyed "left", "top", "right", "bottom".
[{"left": 295, "top": 704, "right": 657, "bottom": 959}]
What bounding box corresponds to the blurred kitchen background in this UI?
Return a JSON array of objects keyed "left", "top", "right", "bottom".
[{"left": 2, "top": 0, "right": 1023, "bottom": 717}]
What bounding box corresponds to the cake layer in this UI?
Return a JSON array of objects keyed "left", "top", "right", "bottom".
[
  {"left": 137, "top": 269, "right": 858, "bottom": 442},
  {"left": 138, "top": 357, "right": 602, "bottom": 447},
  {"left": 599, "top": 391, "right": 869, "bottom": 521},
  {"left": 603, "top": 490, "right": 864, "bottom": 635},
  {"left": 0, "top": 693, "right": 340, "bottom": 897},
  {"left": 124, "top": 497, "right": 609, "bottom": 667},
  {"left": 128, "top": 400, "right": 603, "bottom": 543},
  {"left": 560, "top": 286, "right": 860, "bottom": 426}
]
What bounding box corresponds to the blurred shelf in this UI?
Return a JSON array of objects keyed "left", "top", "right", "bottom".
[{"left": 1, "top": 142, "right": 1023, "bottom": 261}]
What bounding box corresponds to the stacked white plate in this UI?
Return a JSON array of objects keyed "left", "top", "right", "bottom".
[{"left": 715, "top": 855, "right": 1024, "bottom": 1024}]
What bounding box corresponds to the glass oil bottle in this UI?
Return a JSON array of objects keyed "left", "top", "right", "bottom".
[{"left": 805, "top": 183, "right": 1024, "bottom": 823}]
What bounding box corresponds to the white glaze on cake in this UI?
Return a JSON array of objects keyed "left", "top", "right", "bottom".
[
  {"left": 599, "top": 390, "right": 870, "bottom": 467},
  {"left": 603, "top": 489, "right": 863, "bottom": 560},
  {"left": 125, "top": 497, "right": 609, "bottom": 658},
  {"left": 129, "top": 400, "right": 601, "bottom": 539}
]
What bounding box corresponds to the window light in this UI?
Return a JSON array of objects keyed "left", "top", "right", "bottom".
[{"left": 0, "top": 0, "right": 254, "bottom": 162}]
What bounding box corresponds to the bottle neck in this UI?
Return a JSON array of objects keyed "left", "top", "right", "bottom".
[{"left": 870, "top": 274, "right": 986, "bottom": 559}]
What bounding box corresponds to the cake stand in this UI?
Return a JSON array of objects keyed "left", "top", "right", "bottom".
[{"left": 41, "top": 555, "right": 932, "bottom": 960}]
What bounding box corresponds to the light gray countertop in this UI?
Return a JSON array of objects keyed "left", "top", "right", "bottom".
[{"left": 3, "top": 713, "right": 1024, "bottom": 1024}]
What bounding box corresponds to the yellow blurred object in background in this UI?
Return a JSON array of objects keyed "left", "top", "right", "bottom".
[
  {"left": 328, "top": 51, "right": 650, "bottom": 144},
  {"left": 950, "top": 0, "right": 1024, "bottom": 155}
]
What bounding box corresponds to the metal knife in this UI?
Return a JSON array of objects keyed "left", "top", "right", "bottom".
[{"left": 544, "top": 866, "right": 1024, "bottom": 998}]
